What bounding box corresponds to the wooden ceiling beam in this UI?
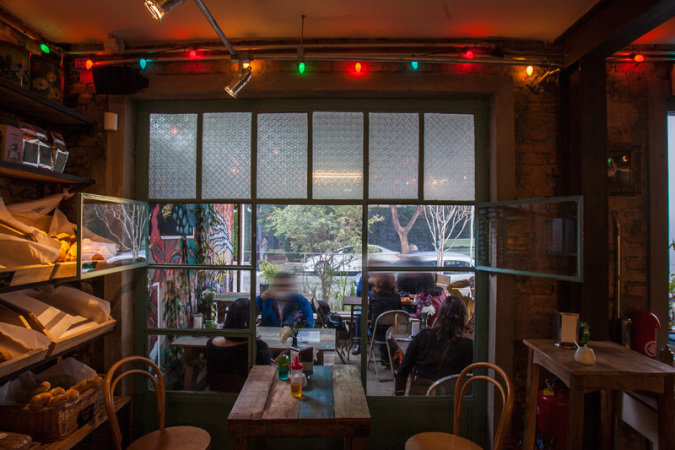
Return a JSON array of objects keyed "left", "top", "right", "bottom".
[{"left": 558, "top": 0, "right": 675, "bottom": 68}]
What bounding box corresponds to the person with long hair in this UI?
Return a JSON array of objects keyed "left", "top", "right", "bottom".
[
  {"left": 395, "top": 295, "right": 473, "bottom": 395},
  {"left": 368, "top": 272, "right": 402, "bottom": 360},
  {"left": 206, "top": 298, "right": 272, "bottom": 392}
]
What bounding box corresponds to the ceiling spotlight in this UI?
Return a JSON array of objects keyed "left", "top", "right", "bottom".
[
  {"left": 225, "top": 64, "right": 252, "bottom": 98},
  {"left": 144, "top": 0, "right": 185, "bottom": 21}
]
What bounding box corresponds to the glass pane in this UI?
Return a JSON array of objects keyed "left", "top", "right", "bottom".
[
  {"left": 257, "top": 113, "right": 308, "bottom": 199},
  {"left": 476, "top": 197, "right": 581, "bottom": 280},
  {"left": 365, "top": 271, "right": 476, "bottom": 396},
  {"left": 148, "top": 114, "right": 197, "bottom": 199},
  {"left": 202, "top": 113, "right": 252, "bottom": 199},
  {"left": 147, "top": 269, "right": 252, "bottom": 330},
  {"left": 79, "top": 194, "right": 148, "bottom": 277},
  {"left": 424, "top": 113, "right": 475, "bottom": 201},
  {"left": 147, "top": 333, "right": 254, "bottom": 392},
  {"left": 257, "top": 205, "right": 362, "bottom": 310},
  {"left": 367, "top": 205, "right": 475, "bottom": 275},
  {"left": 312, "top": 112, "right": 363, "bottom": 199},
  {"left": 369, "top": 113, "right": 418, "bottom": 199},
  {"left": 149, "top": 203, "right": 244, "bottom": 266}
]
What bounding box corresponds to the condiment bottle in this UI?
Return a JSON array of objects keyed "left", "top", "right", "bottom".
[{"left": 290, "top": 356, "right": 303, "bottom": 398}]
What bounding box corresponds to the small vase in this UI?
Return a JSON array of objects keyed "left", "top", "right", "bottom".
[
  {"left": 574, "top": 346, "right": 596, "bottom": 365},
  {"left": 421, "top": 315, "right": 428, "bottom": 330},
  {"left": 292, "top": 334, "right": 298, "bottom": 347}
]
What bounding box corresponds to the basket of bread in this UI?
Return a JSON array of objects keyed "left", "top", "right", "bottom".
[{"left": 0, "top": 358, "right": 104, "bottom": 442}]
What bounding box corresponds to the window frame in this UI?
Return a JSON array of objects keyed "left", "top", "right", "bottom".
[{"left": 135, "top": 97, "right": 489, "bottom": 397}]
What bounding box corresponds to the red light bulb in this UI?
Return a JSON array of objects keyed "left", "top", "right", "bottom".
[
  {"left": 189, "top": 49, "right": 198, "bottom": 60},
  {"left": 462, "top": 49, "right": 475, "bottom": 60},
  {"left": 633, "top": 54, "right": 645, "bottom": 63},
  {"left": 85, "top": 59, "right": 94, "bottom": 70}
]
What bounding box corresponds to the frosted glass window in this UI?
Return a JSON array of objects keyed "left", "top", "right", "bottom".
[
  {"left": 202, "top": 113, "right": 252, "bottom": 199},
  {"left": 148, "top": 114, "right": 197, "bottom": 199},
  {"left": 257, "top": 113, "right": 308, "bottom": 199},
  {"left": 424, "top": 113, "right": 475, "bottom": 201},
  {"left": 313, "top": 112, "right": 363, "bottom": 199},
  {"left": 369, "top": 113, "right": 418, "bottom": 199}
]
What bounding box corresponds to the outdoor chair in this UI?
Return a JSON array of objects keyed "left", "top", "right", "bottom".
[
  {"left": 405, "top": 362, "right": 514, "bottom": 450},
  {"left": 367, "top": 310, "right": 410, "bottom": 381},
  {"left": 311, "top": 297, "right": 349, "bottom": 363},
  {"left": 104, "top": 356, "right": 211, "bottom": 450}
]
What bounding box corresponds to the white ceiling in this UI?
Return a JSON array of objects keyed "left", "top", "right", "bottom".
[{"left": 1, "top": 0, "right": 608, "bottom": 45}]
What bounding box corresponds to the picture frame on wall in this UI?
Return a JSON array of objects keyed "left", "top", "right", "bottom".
[{"left": 608, "top": 145, "right": 640, "bottom": 195}]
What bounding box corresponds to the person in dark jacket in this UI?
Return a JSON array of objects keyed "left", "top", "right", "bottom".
[
  {"left": 255, "top": 272, "right": 314, "bottom": 328},
  {"left": 206, "top": 298, "right": 272, "bottom": 392},
  {"left": 395, "top": 295, "right": 473, "bottom": 395},
  {"left": 368, "top": 272, "right": 402, "bottom": 359}
]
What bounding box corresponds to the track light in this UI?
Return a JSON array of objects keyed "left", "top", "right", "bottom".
[
  {"left": 144, "top": 0, "right": 185, "bottom": 21},
  {"left": 224, "top": 63, "right": 252, "bottom": 98}
]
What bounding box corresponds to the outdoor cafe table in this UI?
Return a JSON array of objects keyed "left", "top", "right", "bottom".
[
  {"left": 227, "top": 365, "right": 370, "bottom": 450},
  {"left": 523, "top": 338, "right": 675, "bottom": 450},
  {"left": 171, "top": 328, "right": 336, "bottom": 389}
]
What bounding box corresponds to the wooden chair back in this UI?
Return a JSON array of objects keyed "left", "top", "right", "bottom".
[
  {"left": 104, "top": 356, "right": 166, "bottom": 450},
  {"left": 453, "top": 362, "right": 513, "bottom": 450}
]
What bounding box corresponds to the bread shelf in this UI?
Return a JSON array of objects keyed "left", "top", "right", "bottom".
[
  {"left": 0, "top": 320, "right": 116, "bottom": 380},
  {"left": 0, "top": 263, "right": 78, "bottom": 294},
  {"left": 0, "top": 77, "right": 95, "bottom": 127},
  {"left": 33, "top": 395, "right": 131, "bottom": 450}
]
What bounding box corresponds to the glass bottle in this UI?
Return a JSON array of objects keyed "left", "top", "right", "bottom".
[{"left": 290, "top": 356, "right": 303, "bottom": 398}]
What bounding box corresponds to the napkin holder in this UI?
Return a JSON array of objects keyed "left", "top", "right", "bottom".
[{"left": 555, "top": 311, "right": 579, "bottom": 349}]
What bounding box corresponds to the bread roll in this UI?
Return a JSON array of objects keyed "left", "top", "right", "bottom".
[
  {"left": 46, "top": 394, "right": 68, "bottom": 408},
  {"left": 29, "top": 381, "right": 51, "bottom": 397}
]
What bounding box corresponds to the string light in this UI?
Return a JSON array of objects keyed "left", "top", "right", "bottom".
[
  {"left": 298, "top": 61, "right": 306, "bottom": 74},
  {"left": 139, "top": 58, "right": 147, "bottom": 70},
  {"left": 411, "top": 61, "right": 419, "bottom": 71},
  {"left": 188, "top": 49, "right": 198, "bottom": 60},
  {"left": 355, "top": 62, "right": 362, "bottom": 72},
  {"left": 39, "top": 43, "right": 50, "bottom": 54},
  {"left": 85, "top": 59, "right": 94, "bottom": 70},
  {"left": 461, "top": 49, "right": 475, "bottom": 60},
  {"left": 633, "top": 53, "right": 645, "bottom": 63},
  {"left": 526, "top": 65, "right": 534, "bottom": 76}
]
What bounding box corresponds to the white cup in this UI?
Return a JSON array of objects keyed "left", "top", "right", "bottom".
[{"left": 192, "top": 313, "right": 203, "bottom": 329}]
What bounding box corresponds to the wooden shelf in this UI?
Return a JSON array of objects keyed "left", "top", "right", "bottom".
[
  {"left": 0, "top": 161, "right": 94, "bottom": 186},
  {"left": 0, "top": 320, "right": 116, "bottom": 380},
  {"left": 33, "top": 396, "right": 131, "bottom": 450},
  {"left": 0, "top": 78, "right": 95, "bottom": 127}
]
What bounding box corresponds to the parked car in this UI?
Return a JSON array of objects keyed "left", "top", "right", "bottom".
[
  {"left": 397, "top": 250, "right": 475, "bottom": 284},
  {"left": 303, "top": 245, "right": 400, "bottom": 274}
]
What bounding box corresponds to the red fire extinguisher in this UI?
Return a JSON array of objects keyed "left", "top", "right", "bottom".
[
  {"left": 630, "top": 311, "right": 661, "bottom": 359},
  {"left": 537, "top": 379, "right": 568, "bottom": 450}
]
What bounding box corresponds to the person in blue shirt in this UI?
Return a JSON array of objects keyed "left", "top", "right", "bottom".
[{"left": 255, "top": 272, "right": 314, "bottom": 328}]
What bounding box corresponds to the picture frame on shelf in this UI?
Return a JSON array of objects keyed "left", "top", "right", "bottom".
[{"left": 608, "top": 144, "right": 640, "bottom": 195}]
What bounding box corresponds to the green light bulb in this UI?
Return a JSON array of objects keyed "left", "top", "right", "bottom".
[
  {"left": 40, "top": 43, "right": 50, "bottom": 54},
  {"left": 298, "top": 61, "right": 306, "bottom": 74},
  {"left": 411, "top": 61, "right": 419, "bottom": 70},
  {"left": 140, "top": 59, "right": 147, "bottom": 70}
]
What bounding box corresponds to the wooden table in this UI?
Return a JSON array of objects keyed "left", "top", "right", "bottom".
[
  {"left": 228, "top": 365, "right": 370, "bottom": 449},
  {"left": 523, "top": 339, "right": 675, "bottom": 450}
]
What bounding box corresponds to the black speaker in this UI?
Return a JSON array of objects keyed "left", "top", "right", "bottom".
[{"left": 92, "top": 66, "right": 149, "bottom": 94}]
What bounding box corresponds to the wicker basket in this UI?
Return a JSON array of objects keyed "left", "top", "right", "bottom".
[{"left": 0, "top": 385, "right": 103, "bottom": 442}]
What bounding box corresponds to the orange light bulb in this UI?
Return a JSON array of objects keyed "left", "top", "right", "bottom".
[
  {"left": 355, "top": 62, "right": 362, "bottom": 72},
  {"left": 85, "top": 59, "right": 94, "bottom": 70}
]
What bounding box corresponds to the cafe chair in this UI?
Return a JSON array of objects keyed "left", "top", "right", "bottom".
[
  {"left": 405, "top": 362, "right": 513, "bottom": 450},
  {"left": 104, "top": 356, "right": 212, "bottom": 450},
  {"left": 367, "top": 310, "right": 410, "bottom": 381}
]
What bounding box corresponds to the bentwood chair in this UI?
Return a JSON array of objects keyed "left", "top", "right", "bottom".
[
  {"left": 104, "top": 356, "right": 211, "bottom": 450},
  {"left": 405, "top": 362, "right": 514, "bottom": 450},
  {"left": 367, "top": 310, "right": 410, "bottom": 381}
]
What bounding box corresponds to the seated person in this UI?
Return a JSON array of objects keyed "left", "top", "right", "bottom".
[
  {"left": 368, "top": 273, "right": 402, "bottom": 358},
  {"left": 256, "top": 272, "right": 314, "bottom": 328},
  {"left": 415, "top": 286, "right": 446, "bottom": 327},
  {"left": 396, "top": 269, "right": 435, "bottom": 297},
  {"left": 206, "top": 298, "right": 272, "bottom": 392},
  {"left": 395, "top": 295, "right": 473, "bottom": 395}
]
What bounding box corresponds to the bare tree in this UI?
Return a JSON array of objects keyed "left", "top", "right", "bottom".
[
  {"left": 93, "top": 203, "right": 148, "bottom": 259},
  {"left": 423, "top": 205, "right": 472, "bottom": 267},
  {"left": 391, "top": 205, "right": 424, "bottom": 254}
]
